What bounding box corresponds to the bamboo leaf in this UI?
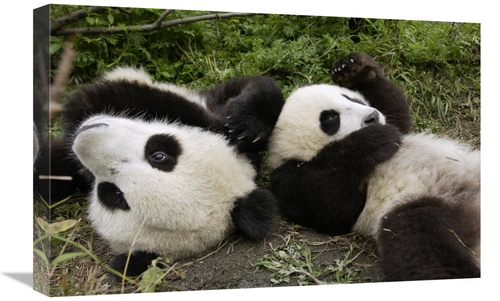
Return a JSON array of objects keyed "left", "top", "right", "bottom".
[
  {"left": 36, "top": 218, "right": 78, "bottom": 235},
  {"left": 35, "top": 217, "right": 50, "bottom": 234}
]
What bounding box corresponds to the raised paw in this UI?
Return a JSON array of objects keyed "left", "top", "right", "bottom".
[
  {"left": 225, "top": 110, "right": 271, "bottom": 151},
  {"left": 331, "top": 52, "right": 380, "bottom": 88}
]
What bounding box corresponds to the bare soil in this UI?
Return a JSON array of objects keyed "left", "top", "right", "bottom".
[
  {"left": 33, "top": 194, "right": 384, "bottom": 296},
  {"left": 99, "top": 216, "right": 384, "bottom": 294},
  {"left": 166, "top": 219, "right": 383, "bottom": 291}
]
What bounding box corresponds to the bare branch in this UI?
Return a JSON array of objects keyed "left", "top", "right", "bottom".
[
  {"left": 51, "top": 6, "right": 108, "bottom": 34},
  {"left": 51, "top": 12, "right": 255, "bottom": 36},
  {"left": 47, "top": 37, "right": 75, "bottom": 123},
  {"left": 154, "top": 9, "right": 174, "bottom": 27}
]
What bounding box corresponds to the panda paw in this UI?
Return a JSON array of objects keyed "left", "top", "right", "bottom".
[
  {"left": 110, "top": 251, "right": 160, "bottom": 278},
  {"left": 231, "top": 189, "right": 277, "bottom": 241},
  {"left": 224, "top": 102, "right": 272, "bottom": 150},
  {"left": 358, "top": 123, "right": 403, "bottom": 163},
  {"left": 331, "top": 52, "right": 380, "bottom": 88}
]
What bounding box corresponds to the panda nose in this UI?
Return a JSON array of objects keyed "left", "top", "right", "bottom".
[
  {"left": 363, "top": 111, "right": 380, "bottom": 126},
  {"left": 74, "top": 123, "right": 109, "bottom": 137}
]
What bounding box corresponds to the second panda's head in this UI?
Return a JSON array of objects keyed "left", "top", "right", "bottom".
[
  {"left": 72, "top": 114, "right": 257, "bottom": 257},
  {"left": 267, "top": 84, "right": 386, "bottom": 169}
]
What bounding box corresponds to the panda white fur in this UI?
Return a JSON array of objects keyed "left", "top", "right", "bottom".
[
  {"left": 268, "top": 53, "right": 480, "bottom": 281},
  {"left": 50, "top": 67, "right": 284, "bottom": 276}
]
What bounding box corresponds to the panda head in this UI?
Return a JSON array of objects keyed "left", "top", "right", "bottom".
[
  {"left": 267, "top": 84, "right": 386, "bottom": 169},
  {"left": 72, "top": 114, "right": 258, "bottom": 257}
]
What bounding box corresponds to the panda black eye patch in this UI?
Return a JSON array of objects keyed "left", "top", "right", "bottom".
[
  {"left": 320, "top": 110, "right": 341, "bottom": 136},
  {"left": 97, "top": 182, "right": 130, "bottom": 211},
  {"left": 145, "top": 134, "right": 182, "bottom": 172}
]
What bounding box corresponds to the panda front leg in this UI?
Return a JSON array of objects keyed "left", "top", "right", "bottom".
[
  {"left": 110, "top": 251, "right": 161, "bottom": 278},
  {"left": 216, "top": 76, "right": 284, "bottom": 152},
  {"left": 230, "top": 188, "right": 277, "bottom": 241},
  {"left": 331, "top": 52, "right": 411, "bottom": 133}
]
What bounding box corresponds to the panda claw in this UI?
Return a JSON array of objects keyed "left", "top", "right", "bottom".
[
  {"left": 226, "top": 115, "right": 232, "bottom": 119},
  {"left": 238, "top": 135, "right": 246, "bottom": 140},
  {"left": 350, "top": 59, "right": 355, "bottom": 63},
  {"left": 252, "top": 136, "right": 262, "bottom": 143}
]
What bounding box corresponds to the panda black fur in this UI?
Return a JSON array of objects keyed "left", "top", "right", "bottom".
[
  {"left": 50, "top": 67, "right": 284, "bottom": 276},
  {"left": 267, "top": 53, "right": 480, "bottom": 281}
]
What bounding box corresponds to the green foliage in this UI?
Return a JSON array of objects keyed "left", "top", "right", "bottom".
[
  {"left": 253, "top": 240, "right": 361, "bottom": 285},
  {"left": 49, "top": 7, "right": 480, "bottom": 139},
  {"left": 139, "top": 263, "right": 164, "bottom": 293}
]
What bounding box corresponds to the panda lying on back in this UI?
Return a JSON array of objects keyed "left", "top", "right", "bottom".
[
  {"left": 267, "top": 53, "right": 480, "bottom": 281},
  {"left": 48, "top": 67, "right": 284, "bottom": 277}
]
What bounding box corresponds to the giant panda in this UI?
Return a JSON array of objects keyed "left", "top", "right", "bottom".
[
  {"left": 267, "top": 52, "right": 480, "bottom": 281},
  {"left": 42, "top": 67, "right": 284, "bottom": 277}
]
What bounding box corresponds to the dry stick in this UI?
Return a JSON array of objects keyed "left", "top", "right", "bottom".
[
  {"left": 84, "top": 263, "right": 99, "bottom": 294},
  {"left": 120, "top": 217, "right": 148, "bottom": 294},
  {"left": 291, "top": 269, "right": 325, "bottom": 285},
  {"left": 179, "top": 239, "right": 232, "bottom": 269},
  {"left": 50, "top": 6, "right": 108, "bottom": 33},
  {"left": 48, "top": 36, "right": 75, "bottom": 123},
  {"left": 53, "top": 12, "right": 254, "bottom": 36}
]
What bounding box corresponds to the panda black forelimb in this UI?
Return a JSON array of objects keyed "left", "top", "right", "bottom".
[
  {"left": 270, "top": 159, "right": 367, "bottom": 235},
  {"left": 110, "top": 251, "right": 161, "bottom": 278},
  {"left": 230, "top": 189, "right": 278, "bottom": 241},
  {"left": 210, "top": 76, "right": 284, "bottom": 151},
  {"left": 317, "top": 123, "right": 403, "bottom": 181},
  {"left": 269, "top": 123, "right": 403, "bottom": 236},
  {"left": 331, "top": 52, "right": 412, "bottom": 134}
]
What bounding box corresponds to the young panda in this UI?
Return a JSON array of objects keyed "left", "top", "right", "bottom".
[
  {"left": 34, "top": 67, "right": 284, "bottom": 201},
  {"left": 267, "top": 52, "right": 480, "bottom": 281},
  {"left": 45, "top": 67, "right": 284, "bottom": 276}
]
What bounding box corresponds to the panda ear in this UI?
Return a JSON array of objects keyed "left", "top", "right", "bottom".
[{"left": 231, "top": 189, "right": 277, "bottom": 240}]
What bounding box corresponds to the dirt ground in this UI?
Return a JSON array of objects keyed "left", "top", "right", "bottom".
[
  {"left": 33, "top": 193, "right": 384, "bottom": 296},
  {"left": 166, "top": 219, "right": 383, "bottom": 291},
  {"left": 94, "top": 215, "right": 384, "bottom": 294}
]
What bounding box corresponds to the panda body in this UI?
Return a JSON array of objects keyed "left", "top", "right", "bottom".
[
  {"left": 268, "top": 52, "right": 480, "bottom": 281},
  {"left": 47, "top": 67, "right": 284, "bottom": 276},
  {"left": 355, "top": 132, "right": 480, "bottom": 240}
]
